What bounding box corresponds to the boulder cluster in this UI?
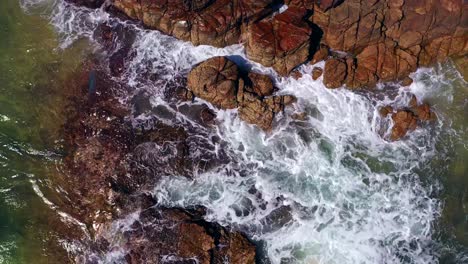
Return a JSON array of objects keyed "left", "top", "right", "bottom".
[
  {"left": 380, "top": 95, "right": 437, "bottom": 140},
  {"left": 106, "top": 0, "right": 468, "bottom": 86},
  {"left": 187, "top": 56, "right": 295, "bottom": 130}
]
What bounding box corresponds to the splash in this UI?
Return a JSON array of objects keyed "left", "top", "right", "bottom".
[{"left": 19, "top": 0, "right": 466, "bottom": 263}]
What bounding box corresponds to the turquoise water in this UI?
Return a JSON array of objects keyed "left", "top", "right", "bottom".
[{"left": 0, "top": 0, "right": 467, "bottom": 263}]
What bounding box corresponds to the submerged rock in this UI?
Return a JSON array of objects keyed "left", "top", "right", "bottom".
[
  {"left": 187, "top": 56, "right": 296, "bottom": 130},
  {"left": 122, "top": 207, "right": 256, "bottom": 264},
  {"left": 380, "top": 95, "right": 437, "bottom": 141}
]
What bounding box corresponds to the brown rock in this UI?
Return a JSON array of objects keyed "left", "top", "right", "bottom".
[
  {"left": 291, "top": 70, "right": 303, "bottom": 80},
  {"left": 413, "top": 103, "right": 436, "bottom": 121},
  {"left": 248, "top": 72, "right": 274, "bottom": 96},
  {"left": 312, "top": 0, "right": 468, "bottom": 88},
  {"left": 310, "top": 44, "right": 330, "bottom": 64},
  {"left": 187, "top": 56, "right": 295, "bottom": 130},
  {"left": 187, "top": 57, "right": 239, "bottom": 109},
  {"left": 401, "top": 77, "right": 414, "bottom": 87},
  {"left": 113, "top": 0, "right": 277, "bottom": 47},
  {"left": 312, "top": 67, "right": 323, "bottom": 80},
  {"left": 391, "top": 110, "right": 418, "bottom": 140},
  {"left": 246, "top": 7, "right": 313, "bottom": 75},
  {"left": 123, "top": 208, "right": 256, "bottom": 264},
  {"left": 323, "top": 58, "right": 347, "bottom": 88},
  {"left": 379, "top": 106, "right": 393, "bottom": 117}
]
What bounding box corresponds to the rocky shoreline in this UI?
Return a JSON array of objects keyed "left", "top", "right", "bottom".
[{"left": 55, "top": 0, "right": 467, "bottom": 263}]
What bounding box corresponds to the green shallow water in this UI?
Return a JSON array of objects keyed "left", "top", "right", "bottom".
[
  {"left": 0, "top": 0, "right": 91, "bottom": 262},
  {"left": 0, "top": 0, "right": 467, "bottom": 263}
]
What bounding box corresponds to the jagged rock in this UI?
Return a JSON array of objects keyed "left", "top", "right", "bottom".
[
  {"left": 246, "top": 7, "right": 312, "bottom": 75},
  {"left": 313, "top": 0, "right": 468, "bottom": 87},
  {"left": 310, "top": 44, "right": 330, "bottom": 64},
  {"left": 401, "top": 77, "right": 414, "bottom": 87},
  {"left": 412, "top": 103, "right": 436, "bottom": 121},
  {"left": 187, "top": 56, "right": 295, "bottom": 130},
  {"left": 284, "top": 0, "right": 315, "bottom": 9},
  {"left": 112, "top": 0, "right": 276, "bottom": 47},
  {"left": 122, "top": 208, "right": 256, "bottom": 264},
  {"left": 187, "top": 57, "right": 239, "bottom": 109},
  {"left": 323, "top": 58, "right": 347, "bottom": 88},
  {"left": 391, "top": 110, "right": 418, "bottom": 140},
  {"left": 312, "top": 67, "right": 323, "bottom": 80},
  {"left": 248, "top": 72, "right": 275, "bottom": 96},
  {"left": 385, "top": 96, "right": 436, "bottom": 140}
]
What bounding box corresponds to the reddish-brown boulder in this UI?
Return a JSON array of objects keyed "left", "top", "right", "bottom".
[
  {"left": 391, "top": 110, "right": 418, "bottom": 140},
  {"left": 113, "top": 0, "right": 276, "bottom": 47},
  {"left": 248, "top": 72, "right": 274, "bottom": 96},
  {"left": 312, "top": 67, "right": 323, "bottom": 80},
  {"left": 312, "top": 0, "right": 468, "bottom": 88},
  {"left": 323, "top": 58, "right": 347, "bottom": 88},
  {"left": 246, "top": 7, "right": 313, "bottom": 75},
  {"left": 187, "top": 56, "right": 296, "bottom": 130},
  {"left": 187, "top": 57, "right": 239, "bottom": 109},
  {"left": 122, "top": 208, "right": 256, "bottom": 264}
]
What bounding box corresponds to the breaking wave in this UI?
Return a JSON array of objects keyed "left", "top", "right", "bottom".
[{"left": 20, "top": 0, "right": 468, "bottom": 263}]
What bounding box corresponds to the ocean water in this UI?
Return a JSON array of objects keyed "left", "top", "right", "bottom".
[{"left": 2, "top": 0, "right": 467, "bottom": 263}]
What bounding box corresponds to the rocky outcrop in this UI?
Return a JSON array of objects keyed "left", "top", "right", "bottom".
[
  {"left": 380, "top": 95, "right": 437, "bottom": 140},
  {"left": 106, "top": 0, "right": 468, "bottom": 87},
  {"left": 112, "top": 0, "right": 277, "bottom": 47},
  {"left": 123, "top": 207, "right": 256, "bottom": 264},
  {"left": 245, "top": 7, "right": 313, "bottom": 75},
  {"left": 57, "top": 53, "right": 256, "bottom": 261},
  {"left": 315, "top": 0, "right": 468, "bottom": 88},
  {"left": 187, "top": 56, "right": 296, "bottom": 130}
]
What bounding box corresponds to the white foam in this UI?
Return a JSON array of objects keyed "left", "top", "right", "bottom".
[{"left": 19, "top": 1, "right": 464, "bottom": 263}]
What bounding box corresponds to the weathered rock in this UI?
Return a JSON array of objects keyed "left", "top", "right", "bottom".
[
  {"left": 323, "top": 58, "right": 347, "bottom": 88},
  {"left": 246, "top": 7, "right": 313, "bottom": 75},
  {"left": 313, "top": 0, "right": 468, "bottom": 87},
  {"left": 310, "top": 44, "right": 330, "bottom": 64},
  {"left": 391, "top": 110, "right": 418, "bottom": 140},
  {"left": 187, "top": 56, "right": 296, "bottom": 130},
  {"left": 412, "top": 103, "right": 436, "bottom": 121},
  {"left": 401, "top": 77, "right": 414, "bottom": 87},
  {"left": 187, "top": 57, "right": 239, "bottom": 109},
  {"left": 112, "top": 0, "right": 277, "bottom": 47},
  {"left": 248, "top": 72, "right": 274, "bottom": 96},
  {"left": 385, "top": 97, "right": 436, "bottom": 140},
  {"left": 312, "top": 67, "right": 323, "bottom": 80},
  {"left": 122, "top": 208, "right": 256, "bottom": 264},
  {"left": 379, "top": 106, "right": 393, "bottom": 117}
]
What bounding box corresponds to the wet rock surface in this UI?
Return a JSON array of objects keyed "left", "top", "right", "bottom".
[
  {"left": 112, "top": 0, "right": 277, "bottom": 47},
  {"left": 246, "top": 7, "right": 313, "bottom": 75},
  {"left": 123, "top": 207, "right": 256, "bottom": 264},
  {"left": 379, "top": 95, "right": 437, "bottom": 140},
  {"left": 188, "top": 56, "right": 296, "bottom": 130},
  {"left": 105, "top": 0, "right": 468, "bottom": 88},
  {"left": 57, "top": 53, "right": 256, "bottom": 261}
]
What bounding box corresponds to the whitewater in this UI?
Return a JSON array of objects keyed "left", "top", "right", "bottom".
[{"left": 20, "top": 1, "right": 468, "bottom": 263}]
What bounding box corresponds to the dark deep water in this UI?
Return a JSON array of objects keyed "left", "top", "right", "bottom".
[{"left": 0, "top": 0, "right": 467, "bottom": 263}]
